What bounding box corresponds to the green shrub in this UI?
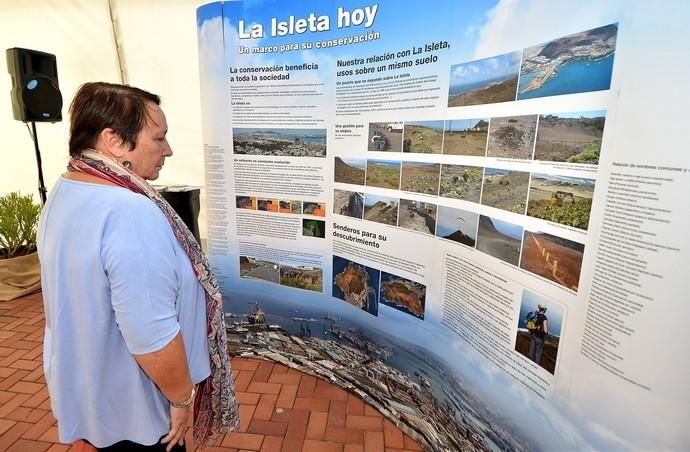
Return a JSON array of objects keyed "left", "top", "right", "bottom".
[{"left": 0, "top": 192, "right": 41, "bottom": 259}]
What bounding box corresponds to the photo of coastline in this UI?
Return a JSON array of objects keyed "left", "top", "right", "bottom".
[
  {"left": 332, "top": 256, "right": 380, "bottom": 316},
  {"left": 334, "top": 157, "right": 366, "bottom": 185},
  {"left": 439, "top": 164, "right": 483, "bottom": 203},
  {"left": 443, "top": 119, "right": 489, "bottom": 156},
  {"left": 448, "top": 51, "right": 521, "bottom": 107},
  {"left": 486, "top": 115, "right": 538, "bottom": 160},
  {"left": 435, "top": 205, "right": 479, "bottom": 248},
  {"left": 379, "top": 271, "right": 426, "bottom": 320},
  {"left": 233, "top": 127, "right": 327, "bottom": 157},
  {"left": 520, "top": 230, "right": 584, "bottom": 291},
  {"left": 398, "top": 199, "right": 437, "bottom": 235},
  {"left": 527, "top": 174, "right": 595, "bottom": 230},
  {"left": 517, "top": 23, "right": 618, "bottom": 100},
  {"left": 402, "top": 120, "right": 444, "bottom": 154},
  {"left": 534, "top": 111, "right": 606, "bottom": 164},
  {"left": 480, "top": 168, "right": 530, "bottom": 214},
  {"left": 515, "top": 290, "right": 565, "bottom": 375},
  {"left": 476, "top": 215, "right": 523, "bottom": 266}
]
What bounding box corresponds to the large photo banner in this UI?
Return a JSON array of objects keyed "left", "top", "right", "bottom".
[{"left": 196, "top": 1, "right": 690, "bottom": 450}]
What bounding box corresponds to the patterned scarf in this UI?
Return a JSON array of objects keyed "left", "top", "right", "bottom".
[{"left": 68, "top": 149, "right": 239, "bottom": 447}]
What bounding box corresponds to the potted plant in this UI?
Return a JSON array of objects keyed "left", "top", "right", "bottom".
[{"left": 0, "top": 192, "right": 41, "bottom": 301}]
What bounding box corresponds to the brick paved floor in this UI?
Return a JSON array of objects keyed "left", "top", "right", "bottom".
[{"left": 0, "top": 292, "right": 423, "bottom": 451}]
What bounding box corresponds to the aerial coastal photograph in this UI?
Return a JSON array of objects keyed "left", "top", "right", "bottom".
[
  {"left": 233, "top": 127, "right": 327, "bottom": 157},
  {"left": 379, "top": 271, "right": 426, "bottom": 320},
  {"left": 332, "top": 255, "right": 380, "bottom": 316},
  {"left": 447, "top": 51, "right": 521, "bottom": 107},
  {"left": 517, "top": 23, "right": 618, "bottom": 100}
]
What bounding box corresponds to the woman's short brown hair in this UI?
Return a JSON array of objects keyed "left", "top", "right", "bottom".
[{"left": 68, "top": 82, "right": 160, "bottom": 157}]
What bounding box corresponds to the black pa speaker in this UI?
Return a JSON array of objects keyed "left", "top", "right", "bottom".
[{"left": 6, "top": 47, "right": 62, "bottom": 122}]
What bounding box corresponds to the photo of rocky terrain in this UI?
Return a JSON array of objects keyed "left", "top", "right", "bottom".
[
  {"left": 279, "top": 265, "right": 323, "bottom": 292},
  {"left": 333, "top": 189, "right": 364, "bottom": 219},
  {"left": 486, "top": 115, "right": 538, "bottom": 159},
  {"left": 439, "top": 164, "right": 483, "bottom": 203},
  {"left": 476, "top": 215, "right": 523, "bottom": 266},
  {"left": 364, "top": 194, "right": 399, "bottom": 226},
  {"left": 534, "top": 111, "right": 606, "bottom": 164},
  {"left": 366, "top": 159, "right": 401, "bottom": 190},
  {"left": 400, "top": 162, "right": 441, "bottom": 195},
  {"left": 403, "top": 121, "right": 444, "bottom": 154},
  {"left": 398, "top": 199, "right": 437, "bottom": 235},
  {"left": 480, "top": 168, "right": 530, "bottom": 214},
  {"left": 334, "top": 157, "right": 366, "bottom": 185}
]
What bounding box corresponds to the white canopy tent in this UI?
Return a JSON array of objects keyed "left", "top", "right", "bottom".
[{"left": 1, "top": 0, "right": 212, "bottom": 239}]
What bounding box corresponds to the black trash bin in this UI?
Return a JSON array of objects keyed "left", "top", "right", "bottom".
[{"left": 157, "top": 185, "right": 202, "bottom": 244}]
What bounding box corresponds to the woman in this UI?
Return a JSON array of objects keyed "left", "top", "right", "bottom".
[{"left": 38, "top": 82, "right": 239, "bottom": 451}]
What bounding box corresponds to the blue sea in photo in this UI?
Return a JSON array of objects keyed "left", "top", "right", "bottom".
[{"left": 518, "top": 53, "right": 615, "bottom": 100}]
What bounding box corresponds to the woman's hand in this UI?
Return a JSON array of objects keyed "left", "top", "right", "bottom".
[{"left": 161, "top": 405, "right": 191, "bottom": 451}]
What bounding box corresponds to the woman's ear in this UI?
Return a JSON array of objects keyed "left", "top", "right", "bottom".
[{"left": 98, "top": 128, "right": 129, "bottom": 158}]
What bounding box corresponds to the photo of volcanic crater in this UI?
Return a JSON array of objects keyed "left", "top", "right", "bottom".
[
  {"left": 332, "top": 256, "right": 380, "bottom": 316},
  {"left": 379, "top": 271, "right": 426, "bottom": 319}
]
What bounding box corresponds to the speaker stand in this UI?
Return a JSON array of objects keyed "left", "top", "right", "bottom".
[{"left": 30, "top": 122, "right": 47, "bottom": 205}]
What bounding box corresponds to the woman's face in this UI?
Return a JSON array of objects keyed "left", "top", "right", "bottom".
[{"left": 126, "top": 103, "right": 172, "bottom": 180}]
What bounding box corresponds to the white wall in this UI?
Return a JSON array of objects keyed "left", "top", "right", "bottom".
[{"left": 0, "top": 0, "right": 211, "bottom": 238}]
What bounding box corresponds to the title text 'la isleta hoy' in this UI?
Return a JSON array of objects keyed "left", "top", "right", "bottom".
[{"left": 238, "top": 5, "right": 379, "bottom": 38}]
